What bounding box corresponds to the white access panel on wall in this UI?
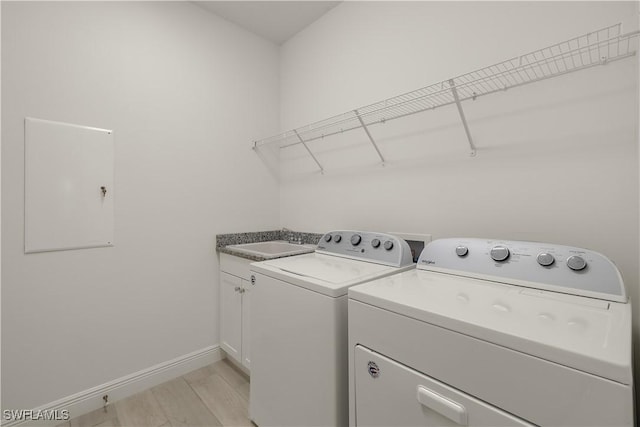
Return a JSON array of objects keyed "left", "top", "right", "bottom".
[{"left": 25, "top": 117, "right": 114, "bottom": 253}]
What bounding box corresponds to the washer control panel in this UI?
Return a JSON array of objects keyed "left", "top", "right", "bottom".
[
  {"left": 418, "top": 238, "right": 626, "bottom": 302},
  {"left": 316, "top": 230, "right": 413, "bottom": 267}
]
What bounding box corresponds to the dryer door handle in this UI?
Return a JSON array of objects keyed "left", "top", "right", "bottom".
[{"left": 416, "top": 385, "right": 468, "bottom": 426}]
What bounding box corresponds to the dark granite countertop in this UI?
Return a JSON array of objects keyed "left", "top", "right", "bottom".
[{"left": 216, "top": 230, "right": 323, "bottom": 261}]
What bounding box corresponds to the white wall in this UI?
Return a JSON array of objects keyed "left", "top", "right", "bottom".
[
  {"left": 279, "top": 0, "right": 639, "bottom": 381},
  {"left": 1, "top": 1, "right": 280, "bottom": 411}
]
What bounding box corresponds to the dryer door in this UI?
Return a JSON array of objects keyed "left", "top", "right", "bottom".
[{"left": 354, "top": 346, "right": 533, "bottom": 426}]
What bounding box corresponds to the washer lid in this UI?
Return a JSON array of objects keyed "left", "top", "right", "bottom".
[
  {"left": 251, "top": 252, "right": 410, "bottom": 297},
  {"left": 349, "top": 269, "right": 632, "bottom": 385}
]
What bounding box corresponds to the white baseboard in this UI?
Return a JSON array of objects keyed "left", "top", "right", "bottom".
[{"left": 2, "top": 345, "right": 223, "bottom": 427}]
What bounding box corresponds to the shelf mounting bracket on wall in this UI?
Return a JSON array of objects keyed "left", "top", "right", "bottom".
[
  {"left": 354, "top": 109, "right": 386, "bottom": 165},
  {"left": 294, "top": 129, "right": 324, "bottom": 174},
  {"left": 448, "top": 79, "right": 477, "bottom": 157}
]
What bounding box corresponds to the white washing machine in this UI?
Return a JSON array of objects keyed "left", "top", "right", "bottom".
[
  {"left": 249, "top": 230, "right": 414, "bottom": 427},
  {"left": 348, "top": 238, "right": 633, "bottom": 426}
]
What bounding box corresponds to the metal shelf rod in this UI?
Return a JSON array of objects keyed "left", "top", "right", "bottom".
[
  {"left": 284, "top": 46, "right": 635, "bottom": 150},
  {"left": 294, "top": 130, "right": 324, "bottom": 174},
  {"left": 280, "top": 46, "right": 635, "bottom": 151},
  {"left": 355, "top": 109, "right": 386, "bottom": 165},
  {"left": 448, "top": 79, "right": 477, "bottom": 156},
  {"left": 253, "top": 25, "right": 639, "bottom": 166}
]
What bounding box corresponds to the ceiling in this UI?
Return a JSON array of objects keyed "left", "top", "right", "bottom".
[{"left": 195, "top": 1, "right": 341, "bottom": 45}]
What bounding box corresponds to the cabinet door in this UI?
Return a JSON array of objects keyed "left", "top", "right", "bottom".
[
  {"left": 241, "top": 278, "right": 251, "bottom": 370},
  {"left": 220, "top": 272, "right": 243, "bottom": 362}
]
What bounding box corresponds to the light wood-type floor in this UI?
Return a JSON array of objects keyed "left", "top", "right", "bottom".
[{"left": 58, "top": 359, "right": 251, "bottom": 427}]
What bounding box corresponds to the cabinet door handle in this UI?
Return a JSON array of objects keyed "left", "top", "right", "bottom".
[
  {"left": 416, "top": 386, "right": 468, "bottom": 425},
  {"left": 234, "top": 286, "right": 241, "bottom": 292},
  {"left": 239, "top": 288, "right": 245, "bottom": 294}
]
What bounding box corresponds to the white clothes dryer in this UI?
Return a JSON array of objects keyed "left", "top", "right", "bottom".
[
  {"left": 349, "top": 238, "right": 633, "bottom": 426},
  {"left": 249, "top": 230, "right": 414, "bottom": 427}
]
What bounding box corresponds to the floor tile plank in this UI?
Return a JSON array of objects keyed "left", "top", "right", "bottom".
[
  {"left": 236, "top": 381, "right": 250, "bottom": 404},
  {"left": 182, "top": 365, "right": 217, "bottom": 385},
  {"left": 94, "top": 418, "right": 121, "bottom": 427},
  {"left": 69, "top": 358, "right": 252, "bottom": 427},
  {"left": 151, "top": 377, "right": 222, "bottom": 427},
  {"left": 70, "top": 405, "right": 118, "bottom": 427},
  {"left": 210, "top": 360, "right": 250, "bottom": 403},
  {"left": 190, "top": 373, "right": 251, "bottom": 427},
  {"left": 115, "top": 390, "right": 168, "bottom": 427},
  {"left": 211, "top": 361, "right": 248, "bottom": 390}
]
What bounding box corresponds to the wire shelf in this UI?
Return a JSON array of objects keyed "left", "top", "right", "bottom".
[{"left": 253, "top": 23, "right": 639, "bottom": 164}]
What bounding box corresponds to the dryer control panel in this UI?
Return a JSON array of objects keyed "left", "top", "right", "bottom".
[
  {"left": 418, "top": 238, "right": 626, "bottom": 302},
  {"left": 317, "top": 230, "right": 413, "bottom": 267}
]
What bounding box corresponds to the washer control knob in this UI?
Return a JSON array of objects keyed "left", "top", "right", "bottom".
[
  {"left": 383, "top": 240, "right": 394, "bottom": 251},
  {"left": 537, "top": 253, "right": 555, "bottom": 267},
  {"left": 324, "top": 234, "right": 332, "bottom": 242},
  {"left": 567, "top": 255, "right": 587, "bottom": 271},
  {"left": 455, "top": 246, "right": 469, "bottom": 257},
  {"left": 490, "top": 246, "right": 510, "bottom": 262},
  {"left": 371, "top": 238, "right": 381, "bottom": 248},
  {"left": 351, "top": 234, "right": 362, "bottom": 246},
  {"left": 334, "top": 234, "right": 342, "bottom": 243}
]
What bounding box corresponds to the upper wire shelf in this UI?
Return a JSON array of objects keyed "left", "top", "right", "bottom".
[{"left": 253, "top": 24, "right": 639, "bottom": 168}]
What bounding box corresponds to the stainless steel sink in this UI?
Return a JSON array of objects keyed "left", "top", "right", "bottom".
[{"left": 227, "top": 241, "right": 315, "bottom": 259}]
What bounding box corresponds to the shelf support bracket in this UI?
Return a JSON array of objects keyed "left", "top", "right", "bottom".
[
  {"left": 448, "top": 79, "right": 477, "bottom": 157},
  {"left": 294, "top": 130, "right": 324, "bottom": 174},
  {"left": 354, "top": 109, "right": 385, "bottom": 165}
]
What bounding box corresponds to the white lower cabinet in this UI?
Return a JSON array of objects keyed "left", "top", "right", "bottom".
[{"left": 219, "top": 253, "right": 252, "bottom": 371}]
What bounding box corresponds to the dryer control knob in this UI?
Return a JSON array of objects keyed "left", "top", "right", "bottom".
[
  {"left": 334, "top": 234, "right": 342, "bottom": 243},
  {"left": 351, "top": 234, "right": 362, "bottom": 246},
  {"left": 371, "top": 238, "right": 381, "bottom": 248},
  {"left": 455, "top": 246, "right": 469, "bottom": 257},
  {"left": 324, "top": 234, "right": 332, "bottom": 242},
  {"left": 537, "top": 253, "right": 555, "bottom": 267},
  {"left": 383, "top": 240, "right": 394, "bottom": 251},
  {"left": 567, "top": 255, "right": 587, "bottom": 271},
  {"left": 490, "top": 246, "right": 510, "bottom": 262}
]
